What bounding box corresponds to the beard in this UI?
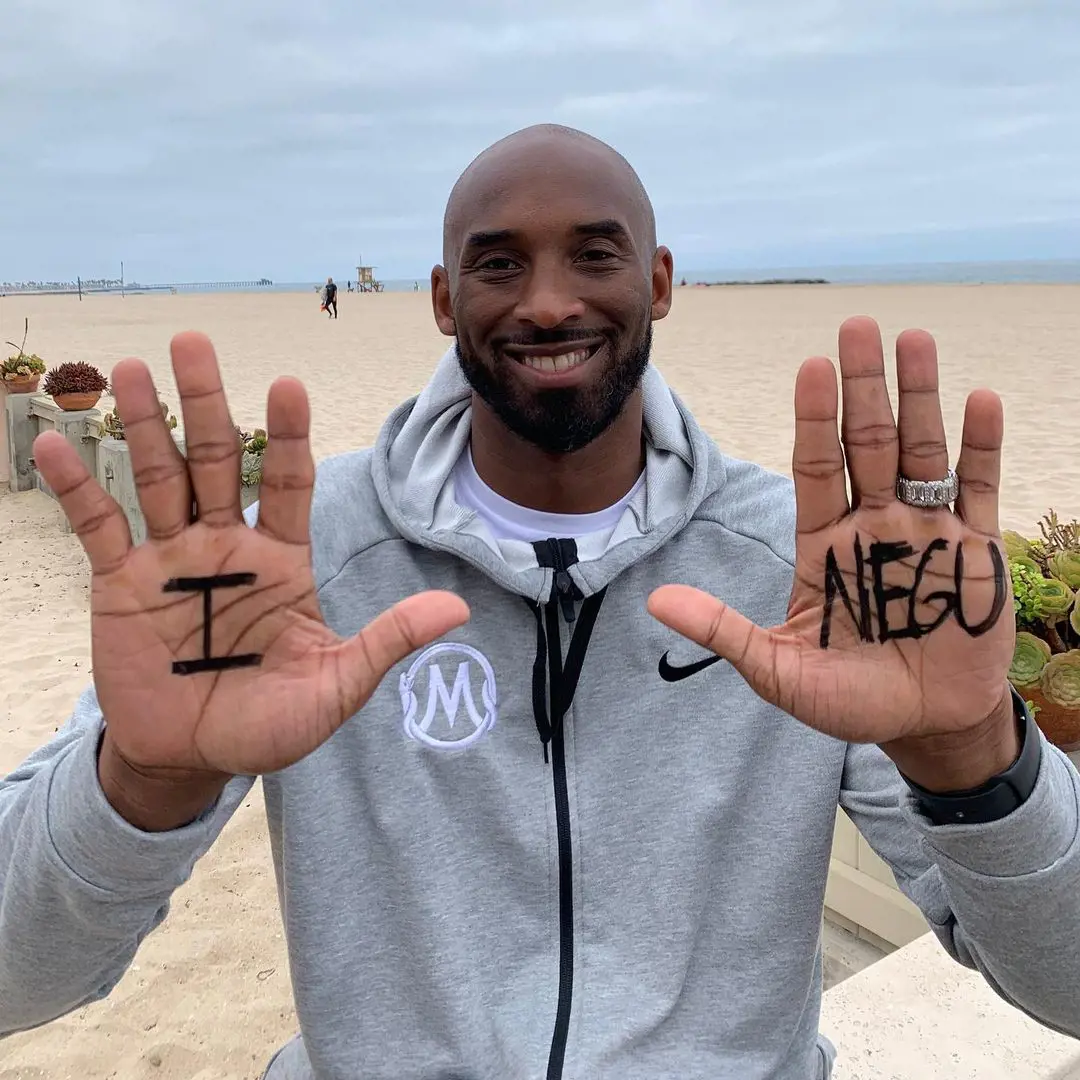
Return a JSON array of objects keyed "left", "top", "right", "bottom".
[{"left": 455, "top": 322, "right": 652, "bottom": 455}]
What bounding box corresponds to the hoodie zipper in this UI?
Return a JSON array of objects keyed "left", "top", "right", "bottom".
[
  {"left": 529, "top": 538, "right": 605, "bottom": 1080},
  {"left": 548, "top": 537, "right": 580, "bottom": 624},
  {"left": 546, "top": 596, "right": 574, "bottom": 1080}
]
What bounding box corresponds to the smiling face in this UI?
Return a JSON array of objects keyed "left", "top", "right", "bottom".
[{"left": 432, "top": 127, "right": 673, "bottom": 455}]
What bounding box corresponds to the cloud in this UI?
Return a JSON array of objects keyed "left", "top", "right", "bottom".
[{"left": 0, "top": 0, "right": 1077, "bottom": 280}]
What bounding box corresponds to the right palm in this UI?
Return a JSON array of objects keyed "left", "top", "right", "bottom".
[{"left": 34, "top": 332, "right": 468, "bottom": 782}]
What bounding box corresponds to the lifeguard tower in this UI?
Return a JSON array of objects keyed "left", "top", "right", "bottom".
[{"left": 355, "top": 260, "right": 383, "bottom": 293}]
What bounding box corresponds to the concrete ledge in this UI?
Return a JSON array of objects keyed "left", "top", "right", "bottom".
[
  {"left": 821, "top": 932, "right": 1080, "bottom": 1079},
  {"left": 826, "top": 809, "right": 929, "bottom": 950},
  {"left": 824, "top": 859, "right": 928, "bottom": 948},
  {"left": 822, "top": 918, "right": 890, "bottom": 990},
  {"left": 5, "top": 397, "right": 260, "bottom": 538}
]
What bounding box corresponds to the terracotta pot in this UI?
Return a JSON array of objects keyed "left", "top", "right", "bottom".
[
  {"left": 52, "top": 391, "right": 102, "bottom": 412},
  {"left": 3, "top": 374, "right": 40, "bottom": 394},
  {"left": 1020, "top": 685, "right": 1080, "bottom": 753}
]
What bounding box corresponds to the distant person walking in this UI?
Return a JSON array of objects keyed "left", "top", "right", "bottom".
[{"left": 321, "top": 277, "right": 338, "bottom": 319}]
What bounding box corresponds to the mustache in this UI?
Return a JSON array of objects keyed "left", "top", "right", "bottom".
[{"left": 493, "top": 328, "right": 607, "bottom": 349}]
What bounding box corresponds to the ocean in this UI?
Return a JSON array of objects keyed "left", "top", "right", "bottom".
[
  {"left": 673, "top": 259, "right": 1080, "bottom": 286},
  {"left": 291, "top": 260, "right": 1080, "bottom": 291},
  {"left": 4, "top": 260, "right": 1079, "bottom": 298}
]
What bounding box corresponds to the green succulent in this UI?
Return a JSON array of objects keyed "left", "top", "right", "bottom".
[
  {"left": 1012, "top": 556, "right": 1075, "bottom": 621},
  {"left": 3, "top": 318, "right": 46, "bottom": 376},
  {"left": 234, "top": 426, "right": 267, "bottom": 485},
  {"left": 103, "top": 399, "right": 177, "bottom": 440},
  {"left": 236, "top": 427, "right": 267, "bottom": 451},
  {"left": 2, "top": 353, "right": 46, "bottom": 376},
  {"left": 1008, "top": 632, "right": 1052, "bottom": 687},
  {"left": 1035, "top": 577, "right": 1076, "bottom": 619},
  {"left": 1040, "top": 650, "right": 1080, "bottom": 709},
  {"left": 240, "top": 450, "right": 263, "bottom": 487},
  {"left": 1011, "top": 559, "right": 1045, "bottom": 622},
  {"left": 1048, "top": 549, "right": 1080, "bottom": 590},
  {"left": 1003, "top": 530, "right": 1035, "bottom": 561},
  {"left": 1072, "top": 598, "right": 1080, "bottom": 638}
]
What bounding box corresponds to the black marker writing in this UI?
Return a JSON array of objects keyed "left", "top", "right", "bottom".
[
  {"left": 952, "top": 540, "right": 1008, "bottom": 636},
  {"left": 820, "top": 537, "right": 1007, "bottom": 648},
  {"left": 821, "top": 538, "right": 870, "bottom": 648},
  {"left": 164, "top": 573, "right": 263, "bottom": 675}
]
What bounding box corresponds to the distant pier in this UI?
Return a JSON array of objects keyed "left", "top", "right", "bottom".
[
  {"left": 0, "top": 278, "right": 274, "bottom": 297},
  {"left": 138, "top": 279, "right": 275, "bottom": 293}
]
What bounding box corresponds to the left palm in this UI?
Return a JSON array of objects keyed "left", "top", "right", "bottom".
[{"left": 650, "top": 316, "right": 1015, "bottom": 744}]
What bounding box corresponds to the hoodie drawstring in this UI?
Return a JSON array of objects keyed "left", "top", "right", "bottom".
[{"left": 526, "top": 538, "right": 606, "bottom": 763}]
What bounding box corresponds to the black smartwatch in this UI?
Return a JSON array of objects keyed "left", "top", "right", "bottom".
[{"left": 901, "top": 685, "right": 1043, "bottom": 826}]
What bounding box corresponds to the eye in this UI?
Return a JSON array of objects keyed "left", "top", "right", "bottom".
[
  {"left": 576, "top": 248, "right": 618, "bottom": 264},
  {"left": 477, "top": 255, "right": 521, "bottom": 272}
]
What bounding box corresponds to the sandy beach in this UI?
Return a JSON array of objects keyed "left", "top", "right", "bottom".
[{"left": 1, "top": 285, "right": 1078, "bottom": 1079}]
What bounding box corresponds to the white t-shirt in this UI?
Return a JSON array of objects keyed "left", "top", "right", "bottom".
[{"left": 452, "top": 447, "right": 644, "bottom": 547}]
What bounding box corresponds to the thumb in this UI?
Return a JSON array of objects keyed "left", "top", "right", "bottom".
[
  {"left": 337, "top": 590, "right": 471, "bottom": 710},
  {"left": 648, "top": 584, "right": 777, "bottom": 696}
]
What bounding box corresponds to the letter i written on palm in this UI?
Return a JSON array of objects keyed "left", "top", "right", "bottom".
[{"left": 33, "top": 332, "right": 469, "bottom": 790}]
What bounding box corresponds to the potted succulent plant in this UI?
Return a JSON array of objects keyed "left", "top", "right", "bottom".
[
  {"left": 2, "top": 318, "right": 47, "bottom": 393},
  {"left": 103, "top": 398, "right": 178, "bottom": 439},
  {"left": 237, "top": 426, "right": 267, "bottom": 485},
  {"left": 237, "top": 426, "right": 267, "bottom": 509},
  {"left": 43, "top": 361, "right": 109, "bottom": 412},
  {"left": 1005, "top": 511, "right": 1080, "bottom": 751}
]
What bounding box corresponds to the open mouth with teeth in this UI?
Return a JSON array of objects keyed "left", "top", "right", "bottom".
[{"left": 504, "top": 343, "right": 602, "bottom": 374}]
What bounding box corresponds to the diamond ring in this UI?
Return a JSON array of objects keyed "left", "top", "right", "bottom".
[{"left": 895, "top": 468, "right": 959, "bottom": 508}]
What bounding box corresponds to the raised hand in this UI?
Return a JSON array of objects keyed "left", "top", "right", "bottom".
[
  {"left": 34, "top": 332, "right": 468, "bottom": 827},
  {"left": 649, "top": 317, "right": 1015, "bottom": 775}
]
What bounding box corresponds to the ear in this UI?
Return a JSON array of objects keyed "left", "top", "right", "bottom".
[
  {"left": 650, "top": 247, "right": 674, "bottom": 321},
  {"left": 431, "top": 267, "right": 456, "bottom": 336}
]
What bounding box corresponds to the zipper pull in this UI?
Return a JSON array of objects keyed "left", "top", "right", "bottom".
[
  {"left": 554, "top": 569, "right": 577, "bottom": 623},
  {"left": 549, "top": 539, "right": 580, "bottom": 623}
]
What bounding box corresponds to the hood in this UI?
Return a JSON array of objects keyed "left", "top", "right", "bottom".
[{"left": 370, "top": 345, "right": 724, "bottom": 602}]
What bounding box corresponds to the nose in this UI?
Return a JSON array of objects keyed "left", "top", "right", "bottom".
[{"left": 513, "top": 261, "right": 587, "bottom": 328}]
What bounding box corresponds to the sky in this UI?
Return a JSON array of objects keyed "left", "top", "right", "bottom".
[{"left": 1, "top": 0, "right": 1078, "bottom": 283}]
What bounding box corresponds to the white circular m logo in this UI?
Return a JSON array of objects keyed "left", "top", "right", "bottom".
[{"left": 399, "top": 642, "right": 498, "bottom": 751}]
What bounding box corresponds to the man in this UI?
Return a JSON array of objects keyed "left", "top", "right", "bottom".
[
  {"left": 2, "top": 126, "right": 1078, "bottom": 1080},
  {"left": 322, "top": 275, "right": 338, "bottom": 318}
]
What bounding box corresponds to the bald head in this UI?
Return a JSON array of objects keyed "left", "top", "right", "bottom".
[
  {"left": 442, "top": 125, "right": 657, "bottom": 270},
  {"left": 430, "top": 123, "right": 673, "bottom": 458}
]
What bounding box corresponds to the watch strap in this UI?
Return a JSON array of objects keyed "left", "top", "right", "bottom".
[{"left": 902, "top": 685, "right": 1042, "bottom": 826}]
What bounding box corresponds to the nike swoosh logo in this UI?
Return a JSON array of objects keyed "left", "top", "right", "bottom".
[{"left": 657, "top": 651, "right": 723, "bottom": 682}]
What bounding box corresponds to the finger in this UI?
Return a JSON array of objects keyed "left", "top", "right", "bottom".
[
  {"left": 171, "top": 332, "right": 241, "bottom": 527},
  {"left": 255, "top": 377, "right": 314, "bottom": 547},
  {"left": 954, "top": 388, "right": 1003, "bottom": 536},
  {"left": 792, "top": 357, "right": 848, "bottom": 534},
  {"left": 838, "top": 316, "right": 898, "bottom": 510},
  {"left": 111, "top": 358, "right": 193, "bottom": 541},
  {"left": 32, "top": 431, "right": 132, "bottom": 574},
  {"left": 895, "top": 329, "right": 950, "bottom": 484},
  {"left": 647, "top": 584, "right": 781, "bottom": 703},
  {"left": 337, "top": 591, "right": 471, "bottom": 710}
]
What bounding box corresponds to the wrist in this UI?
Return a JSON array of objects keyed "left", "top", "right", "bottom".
[
  {"left": 881, "top": 685, "right": 1020, "bottom": 794},
  {"left": 97, "top": 732, "right": 230, "bottom": 833}
]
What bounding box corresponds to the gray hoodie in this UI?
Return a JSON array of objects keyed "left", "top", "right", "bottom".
[{"left": 2, "top": 348, "right": 1079, "bottom": 1080}]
